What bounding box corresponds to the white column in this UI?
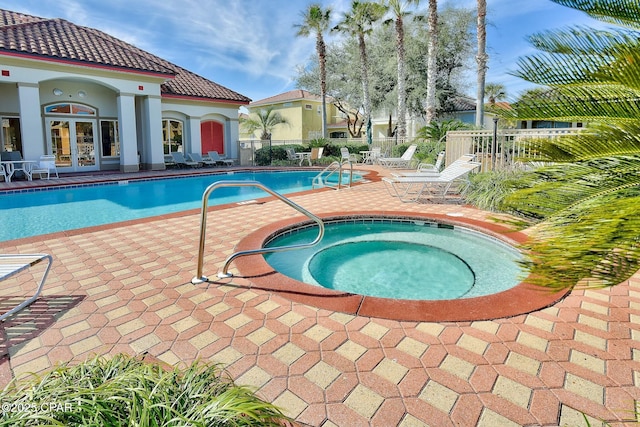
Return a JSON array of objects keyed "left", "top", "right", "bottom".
[
  {"left": 226, "top": 117, "right": 240, "bottom": 159},
  {"left": 141, "top": 95, "right": 164, "bottom": 170},
  {"left": 17, "top": 83, "right": 44, "bottom": 159},
  {"left": 187, "top": 116, "right": 202, "bottom": 154},
  {"left": 117, "top": 93, "right": 138, "bottom": 172}
]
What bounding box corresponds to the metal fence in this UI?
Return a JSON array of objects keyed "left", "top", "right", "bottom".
[{"left": 445, "top": 128, "right": 582, "bottom": 172}]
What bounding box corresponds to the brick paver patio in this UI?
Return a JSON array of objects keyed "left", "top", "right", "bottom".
[{"left": 0, "top": 166, "right": 638, "bottom": 426}]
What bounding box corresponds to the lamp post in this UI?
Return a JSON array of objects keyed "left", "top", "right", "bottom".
[{"left": 492, "top": 117, "right": 499, "bottom": 170}]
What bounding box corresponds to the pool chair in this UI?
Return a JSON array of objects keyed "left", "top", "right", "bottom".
[
  {"left": 0, "top": 163, "right": 6, "bottom": 182},
  {"left": 208, "top": 151, "right": 234, "bottom": 166},
  {"left": 187, "top": 153, "right": 216, "bottom": 167},
  {"left": 383, "top": 161, "right": 481, "bottom": 202},
  {"left": 391, "top": 153, "right": 475, "bottom": 178},
  {"left": 377, "top": 144, "right": 418, "bottom": 169},
  {"left": 0, "top": 253, "right": 53, "bottom": 321},
  {"left": 171, "top": 152, "right": 200, "bottom": 168},
  {"left": 29, "top": 155, "right": 59, "bottom": 179},
  {"left": 414, "top": 150, "right": 445, "bottom": 173},
  {"left": 309, "top": 147, "right": 324, "bottom": 165},
  {"left": 340, "top": 147, "right": 358, "bottom": 164}
]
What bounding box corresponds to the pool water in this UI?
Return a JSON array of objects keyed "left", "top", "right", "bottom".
[
  {"left": 0, "top": 171, "right": 359, "bottom": 242},
  {"left": 264, "top": 219, "right": 527, "bottom": 300}
]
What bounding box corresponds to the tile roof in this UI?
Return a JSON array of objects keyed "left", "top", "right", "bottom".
[
  {"left": 250, "top": 89, "right": 323, "bottom": 106},
  {"left": 0, "top": 9, "right": 250, "bottom": 104}
]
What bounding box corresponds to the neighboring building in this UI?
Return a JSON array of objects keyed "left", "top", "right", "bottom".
[
  {"left": 245, "top": 90, "right": 348, "bottom": 140},
  {"left": 0, "top": 9, "right": 250, "bottom": 173}
]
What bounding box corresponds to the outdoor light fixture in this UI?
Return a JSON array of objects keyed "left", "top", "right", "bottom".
[
  {"left": 52, "top": 88, "right": 63, "bottom": 96},
  {"left": 77, "top": 90, "right": 87, "bottom": 98}
]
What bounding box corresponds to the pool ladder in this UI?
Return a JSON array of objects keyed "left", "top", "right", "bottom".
[
  {"left": 192, "top": 180, "right": 324, "bottom": 284},
  {"left": 312, "top": 158, "right": 353, "bottom": 189}
]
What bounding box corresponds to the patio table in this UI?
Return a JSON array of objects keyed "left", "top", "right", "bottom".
[{"left": 0, "top": 160, "right": 37, "bottom": 182}]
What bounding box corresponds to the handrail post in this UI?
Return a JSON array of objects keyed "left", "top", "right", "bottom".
[{"left": 192, "top": 181, "right": 324, "bottom": 284}]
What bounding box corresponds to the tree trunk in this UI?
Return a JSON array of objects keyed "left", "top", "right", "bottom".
[
  {"left": 475, "top": 0, "right": 488, "bottom": 128},
  {"left": 396, "top": 15, "right": 407, "bottom": 141},
  {"left": 358, "top": 32, "right": 372, "bottom": 144},
  {"left": 317, "top": 33, "right": 328, "bottom": 139},
  {"left": 425, "top": 0, "right": 438, "bottom": 124}
]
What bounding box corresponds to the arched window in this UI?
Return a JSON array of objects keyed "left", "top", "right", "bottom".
[{"left": 44, "top": 103, "right": 97, "bottom": 115}]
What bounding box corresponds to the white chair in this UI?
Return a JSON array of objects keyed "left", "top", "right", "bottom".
[
  {"left": 383, "top": 161, "right": 481, "bottom": 202},
  {"left": 377, "top": 144, "right": 418, "bottom": 168},
  {"left": 171, "top": 152, "right": 200, "bottom": 168},
  {"left": 30, "top": 155, "right": 59, "bottom": 179},
  {"left": 391, "top": 153, "right": 475, "bottom": 178},
  {"left": 0, "top": 163, "right": 7, "bottom": 182}
]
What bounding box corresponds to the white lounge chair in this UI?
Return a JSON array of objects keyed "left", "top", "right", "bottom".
[
  {"left": 413, "top": 151, "right": 445, "bottom": 173},
  {"left": 187, "top": 153, "right": 217, "bottom": 167},
  {"left": 171, "top": 152, "right": 200, "bottom": 168},
  {"left": 29, "top": 154, "right": 59, "bottom": 179},
  {"left": 391, "top": 153, "right": 475, "bottom": 178},
  {"left": 208, "top": 151, "right": 235, "bottom": 166},
  {"left": 377, "top": 144, "right": 417, "bottom": 168},
  {"left": 383, "top": 161, "right": 481, "bottom": 202},
  {"left": 0, "top": 253, "right": 53, "bottom": 321}
]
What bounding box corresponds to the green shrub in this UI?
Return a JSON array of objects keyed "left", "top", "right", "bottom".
[{"left": 0, "top": 354, "right": 291, "bottom": 426}]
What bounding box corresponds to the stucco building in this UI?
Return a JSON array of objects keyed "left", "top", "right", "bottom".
[{"left": 0, "top": 9, "right": 250, "bottom": 173}]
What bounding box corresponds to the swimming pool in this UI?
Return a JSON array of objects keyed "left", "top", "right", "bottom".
[
  {"left": 0, "top": 170, "right": 358, "bottom": 242},
  {"left": 264, "top": 218, "right": 526, "bottom": 300}
]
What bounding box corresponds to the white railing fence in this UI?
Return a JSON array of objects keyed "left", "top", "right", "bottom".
[{"left": 445, "top": 128, "right": 582, "bottom": 172}]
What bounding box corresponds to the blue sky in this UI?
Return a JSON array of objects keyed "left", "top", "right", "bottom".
[{"left": 3, "top": 0, "right": 608, "bottom": 103}]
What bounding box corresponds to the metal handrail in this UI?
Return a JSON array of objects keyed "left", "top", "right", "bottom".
[
  {"left": 312, "top": 159, "right": 353, "bottom": 190},
  {"left": 192, "top": 180, "right": 324, "bottom": 284}
]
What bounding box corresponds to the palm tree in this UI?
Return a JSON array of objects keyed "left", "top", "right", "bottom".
[
  {"left": 295, "top": 4, "right": 332, "bottom": 139},
  {"left": 484, "top": 82, "right": 506, "bottom": 105},
  {"left": 382, "top": 0, "right": 420, "bottom": 141},
  {"left": 240, "top": 107, "right": 289, "bottom": 140},
  {"left": 493, "top": 0, "right": 640, "bottom": 290},
  {"left": 475, "top": 0, "right": 488, "bottom": 127},
  {"left": 425, "top": 0, "right": 438, "bottom": 123},
  {"left": 334, "top": 0, "right": 386, "bottom": 144}
]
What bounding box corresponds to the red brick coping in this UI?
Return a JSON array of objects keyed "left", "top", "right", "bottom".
[{"left": 233, "top": 211, "right": 570, "bottom": 322}]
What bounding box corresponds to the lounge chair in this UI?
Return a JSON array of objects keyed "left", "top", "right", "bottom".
[
  {"left": 208, "top": 151, "right": 234, "bottom": 166},
  {"left": 392, "top": 153, "right": 475, "bottom": 178},
  {"left": 171, "top": 152, "right": 200, "bottom": 168},
  {"left": 377, "top": 144, "right": 417, "bottom": 168},
  {"left": 29, "top": 155, "right": 59, "bottom": 179},
  {"left": 413, "top": 151, "right": 445, "bottom": 173},
  {"left": 340, "top": 147, "right": 358, "bottom": 164},
  {"left": 383, "top": 161, "right": 481, "bottom": 202},
  {"left": 187, "top": 153, "right": 216, "bottom": 167},
  {"left": 0, "top": 253, "right": 53, "bottom": 321}
]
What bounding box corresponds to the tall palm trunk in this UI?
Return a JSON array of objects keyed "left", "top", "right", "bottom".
[
  {"left": 396, "top": 15, "right": 407, "bottom": 141},
  {"left": 358, "top": 32, "right": 372, "bottom": 142},
  {"left": 425, "top": 0, "right": 438, "bottom": 123},
  {"left": 317, "top": 33, "right": 328, "bottom": 138},
  {"left": 475, "top": 0, "right": 487, "bottom": 127}
]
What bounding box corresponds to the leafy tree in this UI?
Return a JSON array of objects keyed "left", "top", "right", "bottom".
[
  {"left": 334, "top": 0, "right": 387, "bottom": 143},
  {"left": 494, "top": 0, "right": 640, "bottom": 290},
  {"left": 240, "top": 107, "right": 289, "bottom": 140},
  {"left": 296, "top": 5, "right": 475, "bottom": 125},
  {"left": 295, "top": 4, "right": 332, "bottom": 138}
]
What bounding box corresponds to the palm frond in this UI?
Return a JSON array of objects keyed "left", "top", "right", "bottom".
[
  {"left": 551, "top": 0, "right": 640, "bottom": 29},
  {"left": 505, "top": 85, "right": 640, "bottom": 122}
]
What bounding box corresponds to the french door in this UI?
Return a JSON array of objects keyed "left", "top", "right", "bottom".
[{"left": 47, "top": 119, "right": 98, "bottom": 172}]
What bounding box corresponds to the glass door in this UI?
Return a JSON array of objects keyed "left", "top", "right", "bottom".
[{"left": 47, "top": 119, "right": 98, "bottom": 172}]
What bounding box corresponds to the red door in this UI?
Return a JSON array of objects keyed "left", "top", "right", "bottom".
[{"left": 201, "top": 121, "right": 224, "bottom": 154}]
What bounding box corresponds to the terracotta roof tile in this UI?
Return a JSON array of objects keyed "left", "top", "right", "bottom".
[{"left": 0, "top": 9, "right": 250, "bottom": 104}]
